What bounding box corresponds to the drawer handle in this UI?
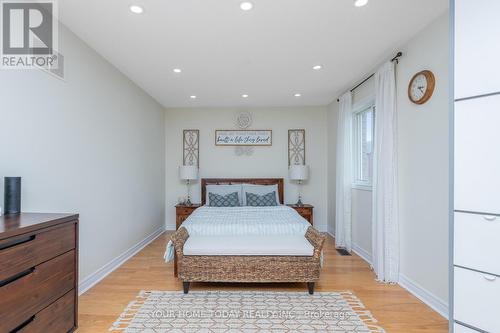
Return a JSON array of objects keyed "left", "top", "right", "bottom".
[
  {"left": 0, "top": 267, "right": 35, "bottom": 288},
  {"left": 483, "top": 274, "right": 497, "bottom": 282},
  {"left": 10, "top": 315, "right": 35, "bottom": 332},
  {"left": 483, "top": 215, "right": 497, "bottom": 222},
  {"left": 0, "top": 235, "right": 36, "bottom": 251}
]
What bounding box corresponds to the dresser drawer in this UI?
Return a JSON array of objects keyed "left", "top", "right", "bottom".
[
  {"left": 454, "top": 266, "right": 500, "bottom": 333},
  {"left": 176, "top": 207, "right": 195, "bottom": 216},
  {"left": 294, "top": 207, "right": 311, "bottom": 216},
  {"left": 454, "top": 212, "right": 500, "bottom": 275},
  {"left": 18, "top": 291, "right": 75, "bottom": 333},
  {"left": 0, "top": 223, "right": 75, "bottom": 281},
  {"left": 0, "top": 250, "right": 75, "bottom": 333},
  {"left": 294, "top": 208, "right": 313, "bottom": 224}
]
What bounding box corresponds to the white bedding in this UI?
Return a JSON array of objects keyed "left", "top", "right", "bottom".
[
  {"left": 183, "top": 235, "right": 314, "bottom": 256},
  {"left": 164, "top": 205, "right": 311, "bottom": 262}
]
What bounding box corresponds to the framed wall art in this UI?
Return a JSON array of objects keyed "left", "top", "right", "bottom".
[
  {"left": 183, "top": 129, "right": 199, "bottom": 166},
  {"left": 215, "top": 130, "right": 272, "bottom": 146},
  {"left": 288, "top": 129, "right": 305, "bottom": 166}
]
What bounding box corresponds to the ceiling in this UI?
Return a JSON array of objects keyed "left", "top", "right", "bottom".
[{"left": 58, "top": 0, "right": 448, "bottom": 108}]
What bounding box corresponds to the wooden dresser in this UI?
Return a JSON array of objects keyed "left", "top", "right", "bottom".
[
  {"left": 174, "top": 204, "right": 201, "bottom": 277},
  {"left": 287, "top": 204, "right": 314, "bottom": 225},
  {"left": 175, "top": 204, "right": 201, "bottom": 230},
  {"left": 0, "top": 213, "right": 79, "bottom": 333}
]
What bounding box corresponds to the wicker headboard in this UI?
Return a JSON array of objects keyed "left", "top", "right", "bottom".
[{"left": 201, "top": 178, "right": 284, "bottom": 205}]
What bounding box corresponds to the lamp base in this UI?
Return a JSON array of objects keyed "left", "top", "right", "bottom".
[
  {"left": 295, "top": 198, "right": 304, "bottom": 207},
  {"left": 185, "top": 180, "right": 192, "bottom": 206}
]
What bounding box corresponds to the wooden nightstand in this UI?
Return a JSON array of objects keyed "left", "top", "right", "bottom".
[
  {"left": 287, "top": 204, "right": 314, "bottom": 225},
  {"left": 174, "top": 204, "right": 201, "bottom": 277},
  {"left": 175, "top": 203, "right": 201, "bottom": 230}
]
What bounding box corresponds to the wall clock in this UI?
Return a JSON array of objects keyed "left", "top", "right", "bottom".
[{"left": 408, "top": 70, "right": 435, "bottom": 105}]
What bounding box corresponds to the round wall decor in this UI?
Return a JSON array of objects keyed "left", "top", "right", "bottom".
[{"left": 235, "top": 111, "right": 252, "bottom": 129}]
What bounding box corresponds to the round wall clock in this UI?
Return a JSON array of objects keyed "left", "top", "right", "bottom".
[{"left": 408, "top": 70, "right": 435, "bottom": 105}]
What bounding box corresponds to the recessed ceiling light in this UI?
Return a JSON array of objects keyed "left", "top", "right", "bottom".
[
  {"left": 173, "top": 68, "right": 182, "bottom": 73},
  {"left": 129, "top": 5, "right": 144, "bottom": 14},
  {"left": 190, "top": 95, "right": 197, "bottom": 99},
  {"left": 242, "top": 94, "right": 249, "bottom": 98},
  {"left": 240, "top": 2, "right": 253, "bottom": 11},
  {"left": 354, "top": 0, "right": 368, "bottom": 7},
  {"left": 312, "top": 65, "right": 323, "bottom": 70},
  {"left": 294, "top": 93, "right": 302, "bottom": 97}
]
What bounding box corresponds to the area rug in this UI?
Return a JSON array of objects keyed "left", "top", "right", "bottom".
[{"left": 110, "top": 290, "right": 385, "bottom": 332}]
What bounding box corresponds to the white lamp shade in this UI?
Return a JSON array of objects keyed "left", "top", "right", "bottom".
[
  {"left": 179, "top": 165, "right": 198, "bottom": 180},
  {"left": 289, "top": 165, "right": 309, "bottom": 181}
]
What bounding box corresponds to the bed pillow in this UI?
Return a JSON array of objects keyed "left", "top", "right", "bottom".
[
  {"left": 245, "top": 191, "right": 278, "bottom": 207},
  {"left": 208, "top": 192, "right": 240, "bottom": 207},
  {"left": 242, "top": 184, "right": 280, "bottom": 205},
  {"left": 205, "top": 184, "right": 243, "bottom": 205}
]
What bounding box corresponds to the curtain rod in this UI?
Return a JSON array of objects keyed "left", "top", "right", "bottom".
[{"left": 336, "top": 51, "right": 403, "bottom": 102}]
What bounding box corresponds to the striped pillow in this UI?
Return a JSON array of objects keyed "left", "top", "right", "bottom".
[
  {"left": 246, "top": 191, "right": 278, "bottom": 207},
  {"left": 208, "top": 192, "right": 240, "bottom": 207}
]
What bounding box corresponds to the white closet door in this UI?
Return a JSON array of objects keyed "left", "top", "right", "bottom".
[
  {"left": 454, "top": 95, "right": 500, "bottom": 214},
  {"left": 455, "top": 0, "right": 500, "bottom": 99}
]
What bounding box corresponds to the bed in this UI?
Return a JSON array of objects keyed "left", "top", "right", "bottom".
[{"left": 167, "top": 178, "right": 326, "bottom": 294}]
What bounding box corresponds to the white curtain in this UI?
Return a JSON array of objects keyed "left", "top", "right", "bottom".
[
  {"left": 372, "top": 61, "right": 400, "bottom": 283},
  {"left": 335, "top": 92, "right": 353, "bottom": 251}
]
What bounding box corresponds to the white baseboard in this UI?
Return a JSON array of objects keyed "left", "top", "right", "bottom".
[
  {"left": 346, "top": 243, "right": 448, "bottom": 319},
  {"left": 165, "top": 223, "right": 176, "bottom": 231},
  {"left": 78, "top": 225, "right": 165, "bottom": 295},
  {"left": 351, "top": 243, "right": 372, "bottom": 264},
  {"left": 398, "top": 273, "right": 449, "bottom": 319}
]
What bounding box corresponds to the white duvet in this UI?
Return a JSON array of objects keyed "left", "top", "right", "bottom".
[{"left": 164, "top": 205, "right": 311, "bottom": 262}]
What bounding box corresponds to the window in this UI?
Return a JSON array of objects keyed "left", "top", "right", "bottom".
[{"left": 353, "top": 105, "right": 375, "bottom": 189}]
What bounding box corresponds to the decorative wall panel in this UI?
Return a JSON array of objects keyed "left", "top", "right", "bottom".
[
  {"left": 288, "top": 129, "right": 305, "bottom": 166},
  {"left": 183, "top": 129, "right": 199, "bottom": 166}
]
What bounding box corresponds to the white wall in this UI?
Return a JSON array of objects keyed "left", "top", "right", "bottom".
[
  {"left": 165, "top": 107, "right": 328, "bottom": 231},
  {"left": 397, "top": 14, "right": 449, "bottom": 305},
  {"left": 0, "top": 25, "right": 166, "bottom": 283},
  {"left": 351, "top": 188, "right": 372, "bottom": 260},
  {"left": 326, "top": 13, "right": 449, "bottom": 311}
]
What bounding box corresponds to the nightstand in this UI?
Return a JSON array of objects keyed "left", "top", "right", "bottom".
[
  {"left": 174, "top": 203, "right": 201, "bottom": 277},
  {"left": 175, "top": 203, "right": 201, "bottom": 230},
  {"left": 287, "top": 204, "right": 314, "bottom": 225}
]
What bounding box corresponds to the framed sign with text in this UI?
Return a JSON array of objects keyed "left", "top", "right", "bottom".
[{"left": 215, "top": 130, "right": 272, "bottom": 146}]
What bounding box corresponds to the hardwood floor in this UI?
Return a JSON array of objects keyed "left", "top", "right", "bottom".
[{"left": 77, "top": 232, "right": 448, "bottom": 332}]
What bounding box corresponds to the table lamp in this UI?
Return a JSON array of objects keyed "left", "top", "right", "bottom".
[
  {"left": 289, "top": 165, "right": 309, "bottom": 206},
  {"left": 179, "top": 165, "right": 198, "bottom": 205}
]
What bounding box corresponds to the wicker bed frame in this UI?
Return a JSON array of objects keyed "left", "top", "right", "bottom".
[{"left": 170, "top": 178, "right": 326, "bottom": 294}]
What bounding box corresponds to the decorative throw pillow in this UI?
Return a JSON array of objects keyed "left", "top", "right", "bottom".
[
  {"left": 208, "top": 192, "right": 240, "bottom": 207},
  {"left": 205, "top": 184, "right": 243, "bottom": 206},
  {"left": 242, "top": 184, "right": 280, "bottom": 206},
  {"left": 245, "top": 191, "right": 278, "bottom": 207}
]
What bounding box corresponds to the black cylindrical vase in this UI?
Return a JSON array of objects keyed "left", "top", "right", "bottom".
[{"left": 4, "top": 177, "right": 21, "bottom": 215}]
